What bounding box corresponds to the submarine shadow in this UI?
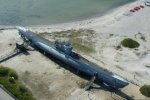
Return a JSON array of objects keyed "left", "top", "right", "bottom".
[
  {"left": 90, "top": 86, "right": 133, "bottom": 100},
  {"left": 35, "top": 48, "right": 132, "bottom": 100}
]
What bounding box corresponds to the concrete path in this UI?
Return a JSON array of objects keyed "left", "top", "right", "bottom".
[{"left": 0, "top": 88, "right": 15, "bottom": 100}]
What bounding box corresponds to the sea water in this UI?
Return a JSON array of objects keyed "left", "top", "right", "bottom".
[{"left": 0, "top": 0, "right": 134, "bottom": 25}]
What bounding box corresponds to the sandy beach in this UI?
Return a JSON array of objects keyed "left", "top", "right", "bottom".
[{"left": 0, "top": 0, "right": 150, "bottom": 100}]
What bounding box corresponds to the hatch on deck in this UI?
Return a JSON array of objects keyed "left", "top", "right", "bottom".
[{"left": 55, "top": 41, "right": 73, "bottom": 55}]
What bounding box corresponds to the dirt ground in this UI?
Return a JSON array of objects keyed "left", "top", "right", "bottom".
[{"left": 0, "top": 29, "right": 149, "bottom": 100}]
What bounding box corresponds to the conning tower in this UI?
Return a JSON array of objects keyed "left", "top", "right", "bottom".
[{"left": 55, "top": 41, "right": 73, "bottom": 55}]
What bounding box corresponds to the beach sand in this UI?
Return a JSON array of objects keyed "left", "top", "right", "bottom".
[{"left": 0, "top": 0, "right": 150, "bottom": 100}]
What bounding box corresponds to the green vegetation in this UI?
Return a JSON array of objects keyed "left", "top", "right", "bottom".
[
  {"left": 121, "top": 38, "right": 140, "bottom": 48},
  {"left": 116, "top": 45, "right": 121, "bottom": 50},
  {"left": 71, "top": 38, "right": 95, "bottom": 53},
  {"left": 0, "top": 65, "right": 35, "bottom": 100},
  {"left": 140, "top": 85, "right": 150, "bottom": 97},
  {"left": 76, "top": 81, "right": 87, "bottom": 89},
  {"left": 40, "top": 29, "right": 96, "bottom": 54},
  {"left": 9, "top": 70, "right": 18, "bottom": 80},
  {"left": 0, "top": 67, "right": 9, "bottom": 76}
]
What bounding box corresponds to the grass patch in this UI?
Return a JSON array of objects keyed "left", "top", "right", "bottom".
[
  {"left": 0, "top": 65, "right": 35, "bottom": 100},
  {"left": 121, "top": 38, "right": 140, "bottom": 48},
  {"left": 140, "top": 85, "right": 150, "bottom": 97},
  {"left": 71, "top": 38, "right": 95, "bottom": 53},
  {"left": 0, "top": 67, "right": 9, "bottom": 76},
  {"left": 39, "top": 29, "right": 96, "bottom": 54},
  {"left": 76, "top": 81, "right": 87, "bottom": 89},
  {"left": 46, "top": 29, "right": 95, "bottom": 38}
]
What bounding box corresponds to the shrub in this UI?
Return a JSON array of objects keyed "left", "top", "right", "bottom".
[
  {"left": 140, "top": 85, "right": 150, "bottom": 97},
  {"left": 77, "top": 81, "right": 87, "bottom": 89},
  {"left": 9, "top": 70, "right": 18, "bottom": 80},
  {"left": 9, "top": 77, "right": 16, "bottom": 84},
  {"left": 19, "top": 85, "right": 28, "bottom": 93},
  {"left": 121, "top": 38, "right": 140, "bottom": 48},
  {"left": 0, "top": 66, "right": 9, "bottom": 76},
  {"left": 116, "top": 45, "right": 121, "bottom": 50}
]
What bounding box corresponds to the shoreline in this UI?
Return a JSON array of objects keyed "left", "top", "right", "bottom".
[
  {"left": 0, "top": 0, "right": 143, "bottom": 32},
  {"left": 0, "top": 0, "right": 150, "bottom": 99}
]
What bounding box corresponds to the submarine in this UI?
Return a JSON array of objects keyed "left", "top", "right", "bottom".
[{"left": 16, "top": 26, "right": 129, "bottom": 89}]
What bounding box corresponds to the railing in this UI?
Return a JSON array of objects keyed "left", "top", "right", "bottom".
[{"left": 0, "top": 49, "right": 21, "bottom": 63}]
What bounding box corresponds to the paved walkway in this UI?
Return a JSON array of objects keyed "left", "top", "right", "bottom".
[{"left": 0, "top": 88, "right": 15, "bottom": 100}]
